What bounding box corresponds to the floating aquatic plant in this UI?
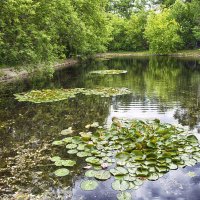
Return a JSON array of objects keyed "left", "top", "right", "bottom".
[
  {"left": 14, "top": 87, "right": 131, "bottom": 103},
  {"left": 51, "top": 119, "right": 200, "bottom": 196},
  {"left": 89, "top": 70, "right": 127, "bottom": 75}
]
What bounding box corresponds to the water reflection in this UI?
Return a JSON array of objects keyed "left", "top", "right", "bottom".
[{"left": 0, "top": 56, "right": 200, "bottom": 198}]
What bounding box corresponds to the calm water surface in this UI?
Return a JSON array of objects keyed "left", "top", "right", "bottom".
[{"left": 0, "top": 56, "right": 200, "bottom": 199}]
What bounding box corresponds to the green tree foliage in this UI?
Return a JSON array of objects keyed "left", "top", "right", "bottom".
[
  {"left": 0, "top": 0, "right": 111, "bottom": 65},
  {"left": 144, "top": 9, "right": 182, "bottom": 54},
  {"left": 170, "top": 0, "right": 195, "bottom": 48},
  {"left": 108, "top": 14, "right": 127, "bottom": 51},
  {"left": 125, "top": 11, "right": 148, "bottom": 50},
  {"left": 190, "top": 0, "right": 200, "bottom": 46}
]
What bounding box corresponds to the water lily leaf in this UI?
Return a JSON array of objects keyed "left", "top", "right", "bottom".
[
  {"left": 187, "top": 135, "right": 198, "bottom": 143},
  {"left": 117, "top": 192, "right": 132, "bottom": 200},
  {"left": 61, "top": 127, "right": 73, "bottom": 135},
  {"left": 85, "top": 170, "right": 97, "bottom": 177},
  {"left": 112, "top": 180, "right": 129, "bottom": 191},
  {"left": 90, "top": 122, "right": 99, "bottom": 128},
  {"left": 169, "top": 163, "right": 178, "bottom": 170},
  {"left": 67, "top": 149, "right": 78, "bottom": 154},
  {"left": 134, "top": 179, "right": 144, "bottom": 186},
  {"left": 66, "top": 144, "right": 77, "bottom": 149},
  {"left": 95, "top": 170, "right": 111, "bottom": 180},
  {"left": 54, "top": 168, "right": 69, "bottom": 177},
  {"left": 85, "top": 157, "right": 101, "bottom": 165},
  {"left": 62, "top": 160, "right": 76, "bottom": 167},
  {"left": 187, "top": 171, "right": 196, "bottom": 177},
  {"left": 81, "top": 180, "right": 98, "bottom": 191},
  {"left": 110, "top": 167, "right": 128, "bottom": 176},
  {"left": 116, "top": 152, "right": 130, "bottom": 161},
  {"left": 50, "top": 156, "right": 61, "bottom": 162},
  {"left": 77, "top": 152, "right": 91, "bottom": 157},
  {"left": 55, "top": 160, "right": 63, "bottom": 166},
  {"left": 77, "top": 144, "right": 86, "bottom": 151},
  {"left": 129, "top": 182, "right": 139, "bottom": 190},
  {"left": 148, "top": 173, "right": 159, "bottom": 181},
  {"left": 52, "top": 141, "right": 63, "bottom": 146},
  {"left": 62, "top": 137, "right": 73, "bottom": 143}
]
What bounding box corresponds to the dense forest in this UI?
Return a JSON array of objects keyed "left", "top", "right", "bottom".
[{"left": 0, "top": 0, "right": 200, "bottom": 65}]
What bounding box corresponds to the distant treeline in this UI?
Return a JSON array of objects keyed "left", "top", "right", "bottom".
[{"left": 0, "top": 0, "right": 199, "bottom": 65}]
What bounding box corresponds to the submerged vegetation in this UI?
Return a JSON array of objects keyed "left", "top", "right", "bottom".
[
  {"left": 51, "top": 119, "right": 200, "bottom": 198},
  {"left": 14, "top": 87, "right": 132, "bottom": 103}
]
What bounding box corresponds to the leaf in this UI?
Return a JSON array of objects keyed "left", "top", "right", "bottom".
[
  {"left": 85, "top": 170, "right": 97, "bottom": 178},
  {"left": 66, "top": 144, "right": 77, "bottom": 149},
  {"left": 85, "top": 157, "right": 101, "bottom": 165},
  {"left": 67, "top": 149, "right": 78, "bottom": 154},
  {"left": 112, "top": 180, "right": 129, "bottom": 191},
  {"left": 187, "top": 135, "right": 198, "bottom": 143},
  {"left": 54, "top": 168, "right": 69, "bottom": 177},
  {"left": 116, "top": 152, "right": 130, "bottom": 161},
  {"left": 61, "top": 160, "right": 76, "bottom": 167},
  {"left": 110, "top": 167, "right": 128, "bottom": 176},
  {"left": 148, "top": 173, "right": 159, "bottom": 181},
  {"left": 95, "top": 170, "right": 111, "bottom": 180},
  {"left": 50, "top": 156, "right": 61, "bottom": 162},
  {"left": 61, "top": 127, "right": 73, "bottom": 135},
  {"left": 80, "top": 180, "right": 98, "bottom": 191},
  {"left": 77, "top": 152, "right": 91, "bottom": 157},
  {"left": 187, "top": 171, "right": 196, "bottom": 177},
  {"left": 52, "top": 141, "right": 63, "bottom": 146},
  {"left": 117, "top": 192, "right": 132, "bottom": 200}
]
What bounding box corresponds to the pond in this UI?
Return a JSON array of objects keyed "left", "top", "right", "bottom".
[{"left": 0, "top": 56, "right": 200, "bottom": 200}]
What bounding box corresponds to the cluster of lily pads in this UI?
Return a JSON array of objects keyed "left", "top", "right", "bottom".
[
  {"left": 14, "top": 87, "right": 132, "bottom": 103},
  {"left": 51, "top": 119, "right": 200, "bottom": 199},
  {"left": 89, "top": 70, "right": 127, "bottom": 75}
]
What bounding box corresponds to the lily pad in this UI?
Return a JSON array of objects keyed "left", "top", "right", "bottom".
[
  {"left": 85, "top": 170, "right": 97, "bottom": 178},
  {"left": 112, "top": 180, "right": 130, "bottom": 191},
  {"left": 81, "top": 180, "right": 99, "bottom": 191},
  {"left": 61, "top": 160, "right": 76, "bottom": 167},
  {"left": 54, "top": 168, "right": 69, "bottom": 177},
  {"left": 66, "top": 144, "right": 77, "bottom": 149},
  {"left": 50, "top": 156, "right": 61, "bottom": 162},
  {"left": 61, "top": 127, "right": 73, "bottom": 135},
  {"left": 95, "top": 170, "right": 111, "bottom": 180},
  {"left": 117, "top": 192, "right": 132, "bottom": 200},
  {"left": 110, "top": 167, "right": 128, "bottom": 176}
]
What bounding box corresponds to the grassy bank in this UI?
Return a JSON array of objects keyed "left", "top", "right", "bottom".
[{"left": 97, "top": 49, "right": 200, "bottom": 59}]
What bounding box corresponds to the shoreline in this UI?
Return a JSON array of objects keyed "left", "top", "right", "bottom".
[
  {"left": 1, "top": 49, "right": 200, "bottom": 84},
  {"left": 97, "top": 49, "right": 200, "bottom": 59},
  {"left": 0, "top": 59, "right": 78, "bottom": 84}
]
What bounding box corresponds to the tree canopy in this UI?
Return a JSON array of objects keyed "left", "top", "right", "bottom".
[{"left": 0, "top": 0, "right": 200, "bottom": 66}]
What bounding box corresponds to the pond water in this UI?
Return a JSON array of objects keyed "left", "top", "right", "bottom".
[{"left": 0, "top": 56, "right": 200, "bottom": 200}]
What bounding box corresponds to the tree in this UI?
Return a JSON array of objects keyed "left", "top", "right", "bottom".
[
  {"left": 144, "top": 9, "right": 182, "bottom": 54},
  {"left": 170, "top": 0, "right": 195, "bottom": 48},
  {"left": 124, "top": 11, "right": 148, "bottom": 51}
]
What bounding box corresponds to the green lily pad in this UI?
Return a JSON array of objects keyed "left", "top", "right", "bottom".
[
  {"left": 66, "top": 144, "right": 77, "bottom": 149},
  {"left": 95, "top": 170, "right": 111, "bottom": 180},
  {"left": 61, "top": 160, "right": 76, "bottom": 167},
  {"left": 81, "top": 180, "right": 98, "bottom": 191},
  {"left": 85, "top": 157, "right": 101, "bottom": 165},
  {"left": 112, "top": 180, "right": 130, "bottom": 191},
  {"left": 77, "top": 152, "right": 91, "bottom": 157},
  {"left": 117, "top": 192, "right": 132, "bottom": 200},
  {"left": 67, "top": 149, "right": 78, "bottom": 154},
  {"left": 110, "top": 167, "right": 128, "bottom": 176},
  {"left": 54, "top": 168, "right": 69, "bottom": 177},
  {"left": 85, "top": 170, "right": 97, "bottom": 178},
  {"left": 50, "top": 156, "right": 61, "bottom": 162},
  {"left": 61, "top": 127, "right": 73, "bottom": 135},
  {"left": 52, "top": 141, "right": 63, "bottom": 146}
]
